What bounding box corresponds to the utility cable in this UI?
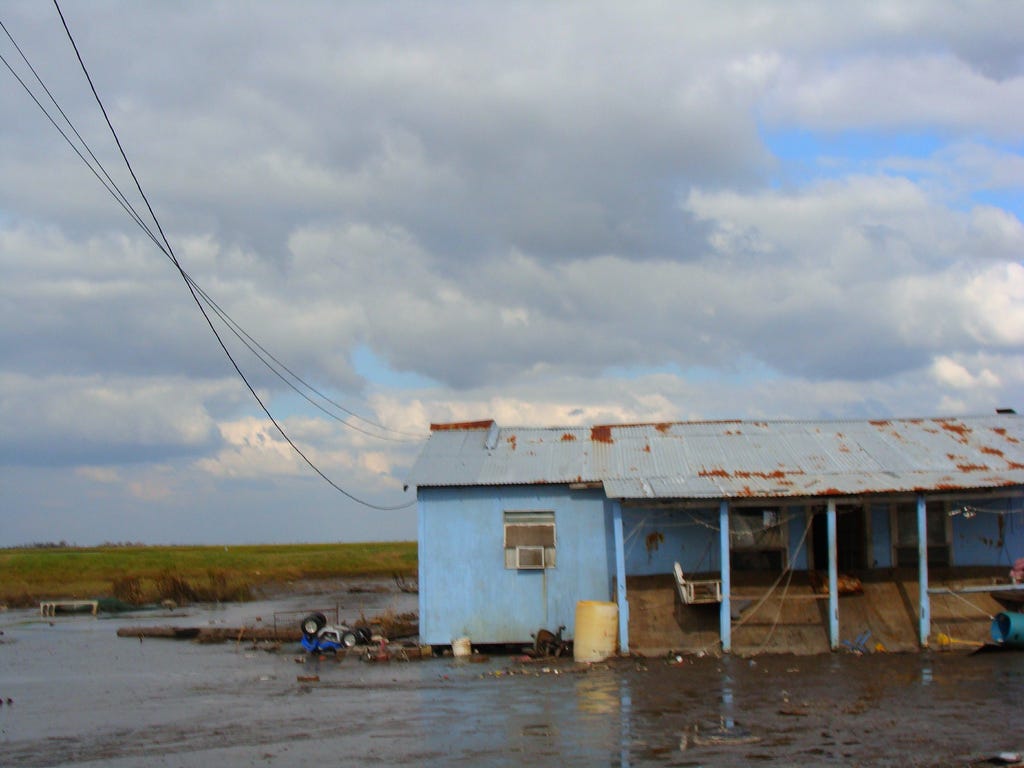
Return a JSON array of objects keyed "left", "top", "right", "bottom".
[
  {"left": 48, "top": 3, "right": 413, "bottom": 514},
  {"left": 2, "top": 14, "right": 423, "bottom": 444}
]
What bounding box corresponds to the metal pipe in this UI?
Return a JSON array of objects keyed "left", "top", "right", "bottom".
[
  {"left": 827, "top": 499, "right": 839, "bottom": 650},
  {"left": 612, "top": 500, "right": 629, "bottom": 654},
  {"left": 917, "top": 493, "right": 931, "bottom": 647},
  {"left": 720, "top": 500, "right": 731, "bottom": 653}
]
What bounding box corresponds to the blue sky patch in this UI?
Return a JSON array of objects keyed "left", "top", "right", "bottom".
[
  {"left": 761, "top": 127, "right": 946, "bottom": 185},
  {"left": 352, "top": 344, "right": 438, "bottom": 390}
]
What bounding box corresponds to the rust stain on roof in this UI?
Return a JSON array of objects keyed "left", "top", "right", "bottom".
[
  {"left": 938, "top": 419, "right": 972, "bottom": 443},
  {"left": 507, "top": 435, "right": 517, "bottom": 450},
  {"left": 733, "top": 469, "right": 799, "bottom": 481},
  {"left": 956, "top": 463, "right": 990, "bottom": 472},
  {"left": 591, "top": 425, "right": 614, "bottom": 444},
  {"left": 655, "top": 423, "right": 671, "bottom": 433},
  {"left": 430, "top": 420, "right": 495, "bottom": 431},
  {"left": 981, "top": 446, "right": 1004, "bottom": 457},
  {"left": 560, "top": 433, "right": 577, "bottom": 442},
  {"left": 698, "top": 467, "right": 731, "bottom": 479},
  {"left": 992, "top": 427, "right": 1021, "bottom": 444},
  {"left": 643, "top": 443, "right": 651, "bottom": 453}
]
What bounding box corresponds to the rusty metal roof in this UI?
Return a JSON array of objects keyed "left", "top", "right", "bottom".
[{"left": 407, "top": 415, "right": 1024, "bottom": 500}]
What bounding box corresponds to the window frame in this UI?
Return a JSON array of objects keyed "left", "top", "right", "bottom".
[{"left": 503, "top": 510, "right": 556, "bottom": 570}]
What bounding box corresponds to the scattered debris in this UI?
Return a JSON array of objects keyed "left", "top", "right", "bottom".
[
  {"left": 393, "top": 572, "right": 418, "bottom": 594},
  {"left": 683, "top": 720, "right": 760, "bottom": 748},
  {"left": 529, "top": 625, "right": 570, "bottom": 658},
  {"left": 970, "top": 752, "right": 1024, "bottom": 767},
  {"left": 299, "top": 612, "right": 372, "bottom": 654},
  {"left": 841, "top": 630, "right": 873, "bottom": 654},
  {"left": 809, "top": 572, "right": 864, "bottom": 595}
]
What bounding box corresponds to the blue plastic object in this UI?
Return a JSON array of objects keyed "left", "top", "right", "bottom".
[{"left": 991, "top": 612, "right": 1024, "bottom": 647}]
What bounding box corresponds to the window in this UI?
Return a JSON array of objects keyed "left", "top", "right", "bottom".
[
  {"left": 730, "top": 507, "right": 787, "bottom": 571},
  {"left": 730, "top": 508, "right": 784, "bottom": 549},
  {"left": 893, "top": 500, "right": 950, "bottom": 567},
  {"left": 504, "top": 511, "right": 556, "bottom": 569}
]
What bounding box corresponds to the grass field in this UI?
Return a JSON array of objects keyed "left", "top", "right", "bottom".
[{"left": 0, "top": 542, "right": 417, "bottom": 607}]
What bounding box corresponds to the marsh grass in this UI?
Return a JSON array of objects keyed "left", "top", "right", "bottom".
[{"left": 0, "top": 542, "right": 416, "bottom": 607}]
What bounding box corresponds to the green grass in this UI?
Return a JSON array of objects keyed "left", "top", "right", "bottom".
[{"left": 0, "top": 542, "right": 417, "bottom": 607}]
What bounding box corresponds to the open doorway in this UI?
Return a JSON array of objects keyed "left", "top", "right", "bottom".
[{"left": 810, "top": 504, "right": 867, "bottom": 572}]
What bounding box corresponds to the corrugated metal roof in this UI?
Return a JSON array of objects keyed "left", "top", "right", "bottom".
[{"left": 407, "top": 415, "right": 1024, "bottom": 500}]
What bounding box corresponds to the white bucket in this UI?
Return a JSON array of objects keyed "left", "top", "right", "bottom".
[
  {"left": 452, "top": 636, "right": 472, "bottom": 657},
  {"left": 573, "top": 600, "right": 618, "bottom": 662}
]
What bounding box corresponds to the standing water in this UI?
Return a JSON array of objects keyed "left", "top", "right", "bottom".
[{"left": 1, "top": 588, "right": 1021, "bottom": 767}]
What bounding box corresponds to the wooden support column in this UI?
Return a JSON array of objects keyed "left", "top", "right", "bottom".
[
  {"left": 827, "top": 499, "right": 839, "bottom": 650},
  {"left": 719, "top": 500, "right": 731, "bottom": 654},
  {"left": 917, "top": 493, "right": 931, "bottom": 648},
  {"left": 612, "top": 500, "right": 629, "bottom": 654}
]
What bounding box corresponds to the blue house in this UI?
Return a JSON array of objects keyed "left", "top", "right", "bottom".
[{"left": 407, "top": 414, "right": 1024, "bottom": 653}]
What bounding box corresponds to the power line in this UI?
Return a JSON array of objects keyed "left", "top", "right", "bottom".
[
  {"left": 3, "top": 13, "right": 424, "bottom": 445},
  {"left": 4, "top": 4, "right": 418, "bottom": 510}
]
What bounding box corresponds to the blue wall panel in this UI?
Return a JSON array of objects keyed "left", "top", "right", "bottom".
[
  {"left": 418, "top": 486, "right": 613, "bottom": 645},
  {"left": 620, "top": 507, "right": 720, "bottom": 576},
  {"left": 949, "top": 496, "right": 1024, "bottom": 566}
]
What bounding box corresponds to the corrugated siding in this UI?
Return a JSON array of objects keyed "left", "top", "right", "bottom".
[{"left": 409, "top": 415, "right": 1024, "bottom": 500}]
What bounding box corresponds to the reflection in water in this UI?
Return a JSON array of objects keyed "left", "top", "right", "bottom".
[
  {"left": 576, "top": 673, "right": 620, "bottom": 714},
  {"left": 618, "top": 676, "right": 632, "bottom": 768},
  {"left": 678, "top": 660, "right": 760, "bottom": 752},
  {"left": 722, "top": 669, "right": 735, "bottom": 728}
]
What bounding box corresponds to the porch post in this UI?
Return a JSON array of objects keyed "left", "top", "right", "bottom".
[
  {"left": 612, "top": 500, "right": 629, "bottom": 654},
  {"left": 719, "top": 500, "right": 731, "bottom": 653},
  {"left": 917, "top": 492, "right": 931, "bottom": 647},
  {"left": 827, "top": 499, "right": 839, "bottom": 650}
]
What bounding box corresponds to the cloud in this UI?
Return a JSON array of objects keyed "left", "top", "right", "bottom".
[
  {"left": 931, "top": 356, "right": 1001, "bottom": 390},
  {"left": 1, "top": 1, "right": 1022, "bottom": 545},
  {"left": 0, "top": 372, "right": 225, "bottom": 466}
]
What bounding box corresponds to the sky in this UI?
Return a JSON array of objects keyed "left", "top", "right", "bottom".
[{"left": 1, "top": 1, "right": 1022, "bottom": 547}]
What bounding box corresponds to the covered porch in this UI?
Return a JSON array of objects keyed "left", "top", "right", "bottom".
[{"left": 609, "top": 496, "right": 1023, "bottom": 655}]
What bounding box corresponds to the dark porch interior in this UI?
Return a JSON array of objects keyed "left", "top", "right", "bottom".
[{"left": 626, "top": 567, "right": 1009, "bottom": 656}]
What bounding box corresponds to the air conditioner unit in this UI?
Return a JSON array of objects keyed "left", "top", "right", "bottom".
[{"left": 515, "top": 545, "right": 545, "bottom": 569}]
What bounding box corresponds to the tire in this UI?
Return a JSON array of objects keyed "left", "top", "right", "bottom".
[
  {"left": 341, "top": 631, "right": 358, "bottom": 648},
  {"left": 301, "top": 612, "right": 327, "bottom": 636}
]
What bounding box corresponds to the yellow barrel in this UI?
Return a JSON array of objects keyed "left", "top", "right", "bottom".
[{"left": 573, "top": 600, "right": 618, "bottom": 662}]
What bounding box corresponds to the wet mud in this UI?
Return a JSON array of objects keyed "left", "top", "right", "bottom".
[{"left": 1, "top": 583, "right": 1021, "bottom": 767}]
